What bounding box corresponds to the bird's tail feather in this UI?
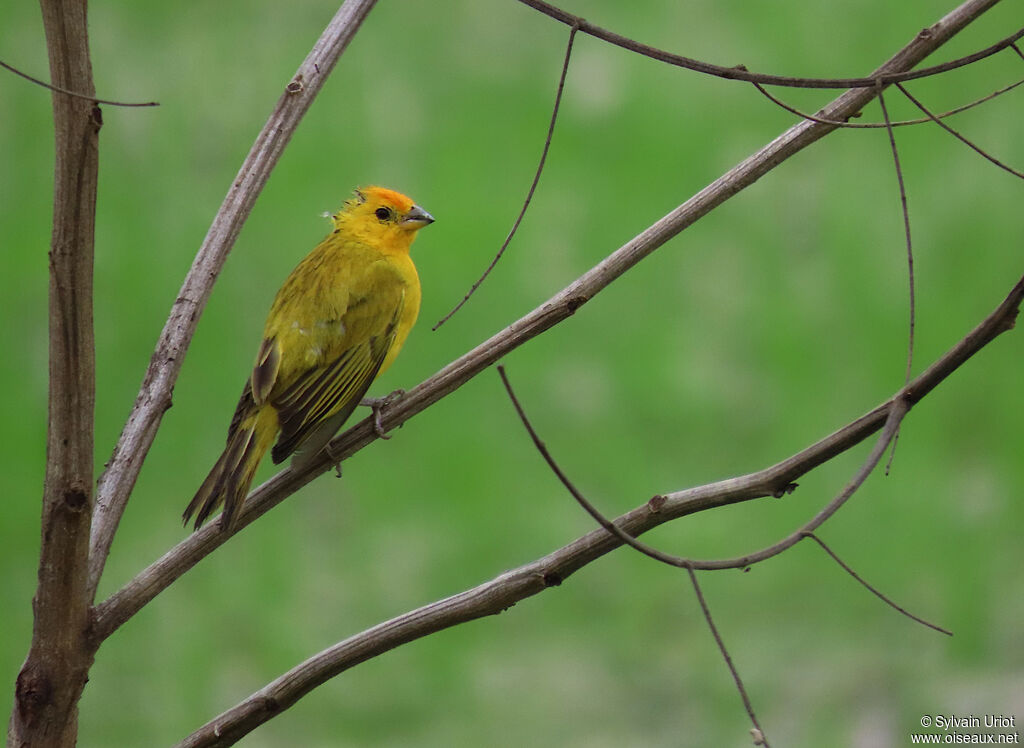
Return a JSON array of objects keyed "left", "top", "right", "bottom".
[{"left": 184, "top": 406, "right": 277, "bottom": 531}]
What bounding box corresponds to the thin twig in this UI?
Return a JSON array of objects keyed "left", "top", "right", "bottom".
[
  {"left": 876, "top": 84, "right": 916, "bottom": 474},
  {"left": 498, "top": 366, "right": 771, "bottom": 741},
  {"left": 90, "top": 0, "right": 1016, "bottom": 639},
  {"left": 515, "top": 0, "right": 1022, "bottom": 89},
  {"left": 803, "top": 533, "right": 952, "bottom": 636},
  {"left": 895, "top": 81, "right": 1024, "bottom": 179},
  {"left": 0, "top": 58, "right": 159, "bottom": 107},
  {"left": 165, "top": 275, "right": 1023, "bottom": 748},
  {"left": 498, "top": 365, "right": 901, "bottom": 578},
  {"left": 696, "top": 399, "right": 909, "bottom": 571},
  {"left": 433, "top": 23, "right": 579, "bottom": 330},
  {"left": 497, "top": 365, "right": 695, "bottom": 568},
  {"left": 686, "top": 568, "right": 771, "bottom": 748},
  {"left": 85, "top": 0, "right": 380, "bottom": 600},
  {"left": 877, "top": 84, "right": 917, "bottom": 387},
  {"left": 751, "top": 76, "right": 1024, "bottom": 129}
]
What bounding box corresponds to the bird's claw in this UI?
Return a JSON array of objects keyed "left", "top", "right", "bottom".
[
  {"left": 324, "top": 441, "right": 343, "bottom": 478},
  {"left": 361, "top": 389, "right": 406, "bottom": 439}
]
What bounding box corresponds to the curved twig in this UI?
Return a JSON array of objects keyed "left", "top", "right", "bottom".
[
  {"left": 499, "top": 364, "right": 905, "bottom": 575},
  {"left": 499, "top": 365, "right": 771, "bottom": 743},
  {"left": 433, "top": 23, "right": 579, "bottom": 330},
  {"left": 685, "top": 567, "right": 771, "bottom": 748},
  {"left": 751, "top": 76, "right": 1024, "bottom": 129},
  {"left": 876, "top": 84, "right": 916, "bottom": 472},
  {"left": 0, "top": 58, "right": 159, "bottom": 107},
  {"left": 515, "top": 0, "right": 1022, "bottom": 89},
  {"left": 803, "top": 533, "right": 952, "bottom": 636},
  {"left": 896, "top": 81, "right": 1024, "bottom": 179}
]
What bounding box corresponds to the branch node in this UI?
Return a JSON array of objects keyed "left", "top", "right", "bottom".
[
  {"left": 998, "top": 307, "right": 1019, "bottom": 334},
  {"left": 565, "top": 294, "right": 588, "bottom": 314},
  {"left": 772, "top": 482, "right": 798, "bottom": 499},
  {"left": 14, "top": 667, "right": 52, "bottom": 723},
  {"left": 647, "top": 494, "right": 667, "bottom": 513},
  {"left": 541, "top": 570, "right": 563, "bottom": 587},
  {"left": 259, "top": 695, "right": 281, "bottom": 715},
  {"left": 64, "top": 487, "right": 88, "bottom": 512}
]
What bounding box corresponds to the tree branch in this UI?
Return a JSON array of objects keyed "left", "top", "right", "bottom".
[
  {"left": 895, "top": 81, "right": 1024, "bottom": 179},
  {"left": 0, "top": 58, "right": 158, "bottom": 107},
  {"left": 433, "top": 22, "right": 579, "bottom": 329},
  {"left": 90, "top": 0, "right": 1011, "bottom": 642},
  {"left": 750, "top": 75, "right": 1024, "bottom": 129},
  {"left": 803, "top": 533, "right": 952, "bottom": 636},
  {"left": 86, "top": 0, "right": 380, "bottom": 599},
  {"left": 172, "top": 275, "right": 1022, "bottom": 748},
  {"left": 515, "top": 0, "right": 1021, "bottom": 89},
  {"left": 8, "top": 1, "right": 100, "bottom": 745}
]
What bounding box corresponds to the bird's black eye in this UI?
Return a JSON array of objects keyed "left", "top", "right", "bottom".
[{"left": 375, "top": 207, "right": 392, "bottom": 222}]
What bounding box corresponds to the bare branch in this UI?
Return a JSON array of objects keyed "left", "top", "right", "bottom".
[
  {"left": 433, "top": 23, "right": 579, "bottom": 329},
  {"left": 10, "top": 1, "right": 100, "bottom": 745},
  {"left": 896, "top": 81, "right": 1024, "bottom": 179},
  {"left": 168, "top": 276, "right": 1022, "bottom": 748},
  {"left": 685, "top": 567, "right": 770, "bottom": 748},
  {"left": 90, "top": 0, "right": 1013, "bottom": 639},
  {"left": 86, "top": 0, "right": 380, "bottom": 599},
  {"left": 0, "top": 58, "right": 158, "bottom": 107},
  {"left": 876, "top": 85, "right": 916, "bottom": 473},
  {"left": 515, "top": 0, "right": 1022, "bottom": 89},
  {"left": 498, "top": 364, "right": 699, "bottom": 568},
  {"left": 803, "top": 533, "right": 952, "bottom": 636},
  {"left": 497, "top": 364, "right": 896, "bottom": 582},
  {"left": 876, "top": 84, "right": 916, "bottom": 388},
  {"left": 751, "top": 76, "right": 1024, "bottom": 129}
]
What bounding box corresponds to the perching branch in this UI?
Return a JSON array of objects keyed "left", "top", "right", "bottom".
[
  {"left": 172, "top": 274, "right": 1022, "bottom": 748},
  {"left": 86, "top": 0, "right": 380, "bottom": 599},
  {"left": 9, "top": 1, "right": 100, "bottom": 745},
  {"left": 91, "top": 0, "right": 1012, "bottom": 642}
]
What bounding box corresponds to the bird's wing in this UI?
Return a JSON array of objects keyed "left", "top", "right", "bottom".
[
  {"left": 268, "top": 261, "right": 406, "bottom": 465},
  {"left": 251, "top": 336, "right": 280, "bottom": 405}
]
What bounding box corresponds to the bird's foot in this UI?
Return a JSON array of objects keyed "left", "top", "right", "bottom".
[
  {"left": 361, "top": 389, "right": 406, "bottom": 440},
  {"left": 324, "top": 441, "right": 344, "bottom": 478}
]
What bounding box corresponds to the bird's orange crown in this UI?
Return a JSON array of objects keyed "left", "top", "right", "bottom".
[{"left": 357, "top": 186, "right": 415, "bottom": 213}]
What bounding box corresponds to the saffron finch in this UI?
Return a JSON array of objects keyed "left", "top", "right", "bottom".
[{"left": 184, "top": 186, "right": 433, "bottom": 531}]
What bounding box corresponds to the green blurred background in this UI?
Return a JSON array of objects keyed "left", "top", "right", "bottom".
[{"left": 2, "top": 1, "right": 1022, "bottom": 745}]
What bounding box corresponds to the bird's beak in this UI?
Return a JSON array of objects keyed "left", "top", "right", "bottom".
[{"left": 401, "top": 205, "right": 435, "bottom": 229}]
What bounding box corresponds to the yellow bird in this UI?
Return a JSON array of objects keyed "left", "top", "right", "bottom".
[{"left": 184, "top": 186, "right": 433, "bottom": 531}]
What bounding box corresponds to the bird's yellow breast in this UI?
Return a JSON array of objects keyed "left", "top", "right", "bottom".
[{"left": 260, "top": 233, "right": 420, "bottom": 397}]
